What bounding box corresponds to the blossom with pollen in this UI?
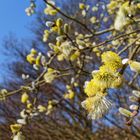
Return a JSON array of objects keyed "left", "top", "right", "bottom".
[
  {"left": 84, "top": 80, "right": 103, "bottom": 97},
  {"left": 82, "top": 51, "right": 122, "bottom": 119},
  {"left": 93, "top": 70, "right": 116, "bottom": 89},
  {"left": 81, "top": 93, "right": 112, "bottom": 119},
  {"left": 101, "top": 51, "right": 122, "bottom": 71}
]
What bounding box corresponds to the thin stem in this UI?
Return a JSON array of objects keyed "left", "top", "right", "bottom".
[
  {"left": 83, "top": 29, "right": 140, "bottom": 51},
  {"left": 43, "top": 0, "right": 92, "bottom": 33}
]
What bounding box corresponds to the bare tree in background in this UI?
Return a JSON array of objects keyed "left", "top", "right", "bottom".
[{"left": 0, "top": 0, "right": 140, "bottom": 139}]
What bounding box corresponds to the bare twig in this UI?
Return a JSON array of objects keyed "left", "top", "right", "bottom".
[{"left": 43, "top": 0, "right": 92, "bottom": 33}]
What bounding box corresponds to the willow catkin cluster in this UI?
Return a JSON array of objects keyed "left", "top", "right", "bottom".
[{"left": 82, "top": 51, "right": 123, "bottom": 120}]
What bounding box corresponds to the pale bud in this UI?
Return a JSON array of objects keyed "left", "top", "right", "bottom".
[
  {"left": 84, "top": 81, "right": 89, "bottom": 88},
  {"left": 56, "top": 35, "right": 66, "bottom": 42},
  {"left": 129, "top": 96, "right": 139, "bottom": 102},
  {"left": 129, "top": 104, "right": 139, "bottom": 111},
  {"left": 132, "top": 90, "right": 140, "bottom": 98},
  {"left": 47, "top": 51, "right": 54, "bottom": 58},
  {"left": 46, "top": 21, "right": 54, "bottom": 27},
  {"left": 92, "top": 70, "right": 99, "bottom": 76},
  {"left": 122, "top": 58, "right": 129, "bottom": 65},
  {"left": 22, "top": 74, "right": 29, "bottom": 80},
  {"left": 41, "top": 56, "right": 47, "bottom": 66},
  {"left": 33, "top": 64, "right": 39, "bottom": 70},
  {"left": 71, "top": 78, "right": 75, "bottom": 84},
  {"left": 82, "top": 10, "right": 86, "bottom": 17},
  {"left": 78, "top": 45, "right": 84, "bottom": 49},
  {"left": 119, "top": 107, "right": 133, "bottom": 118},
  {"left": 13, "top": 132, "right": 25, "bottom": 140},
  {"left": 17, "top": 119, "right": 27, "bottom": 125},
  {"left": 64, "top": 24, "right": 69, "bottom": 33},
  {"left": 20, "top": 109, "right": 28, "bottom": 119}
]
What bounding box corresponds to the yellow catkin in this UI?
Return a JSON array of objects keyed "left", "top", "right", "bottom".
[
  {"left": 21, "top": 92, "right": 29, "bottom": 103},
  {"left": 10, "top": 124, "right": 22, "bottom": 133}
]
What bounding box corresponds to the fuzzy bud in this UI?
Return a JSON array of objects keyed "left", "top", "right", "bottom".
[
  {"left": 129, "top": 104, "right": 139, "bottom": 111},
  {"left": 132, "top": 90, "right": 140, "bottom": 98},
  {"left": 119, "top": 107, "right": 133, "bottom": 118},
  {"left": 56, "top": 18, "right": 63, "bottom": 27},
  {"left": 129, "top": 96, "right": 139, "bottom": 102},
  {"left": 64, "top": 24, "right": 69, "bottom": 33},
  {"left": 46, "top": 21, "right": 54, "bottom": 27}
]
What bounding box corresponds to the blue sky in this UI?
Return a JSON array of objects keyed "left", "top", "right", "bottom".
[
  {"left": 0, "top": 0, "right": 42, "bottom": 82},
  {"left": 0, "top": 0, "right": 42, "bottom": 45},
  {"left": 0, "top": 0, "right": 31, "bottom": 41}
]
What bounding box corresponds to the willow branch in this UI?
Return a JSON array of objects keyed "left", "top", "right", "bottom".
[
  {"left": 43, "top": 0, "right": 92, "bottom": 33},
  {"left": 118, "top": 37, "right": 140, "bottom": 55},
  {"left": 120, "top": 45, "right": 140, "bottom": 74},
  {"left": 83, "top": 29, "right": 140, "bottom": 51}
]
